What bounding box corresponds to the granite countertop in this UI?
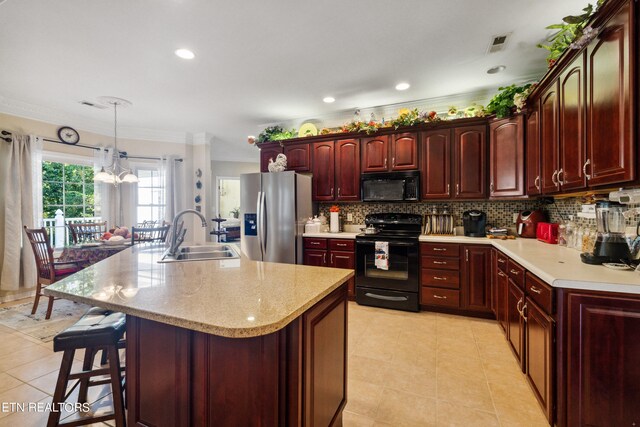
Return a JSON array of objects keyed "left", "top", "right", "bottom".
[
  {"left": 43, "top": 243, "right": 353, "bottom": 338},
  {"left": 419, "top": 235, "right": 640, "bottom": 294}
]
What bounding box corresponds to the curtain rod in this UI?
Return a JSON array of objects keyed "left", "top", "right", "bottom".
[{"left": 1, "top": 130, "right": 183, "bottom": 161}]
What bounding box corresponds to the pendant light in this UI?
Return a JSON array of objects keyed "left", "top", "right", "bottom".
[{"left": 94, "top": 96, "right": 138, "bottom": 186}]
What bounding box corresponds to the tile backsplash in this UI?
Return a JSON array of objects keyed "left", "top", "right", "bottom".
[{"left": 318, "top": 198, "right": 639, "bottom": 230}]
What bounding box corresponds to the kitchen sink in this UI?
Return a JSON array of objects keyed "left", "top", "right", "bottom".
[{"left": 158, "top": 244, "right": 240, "bottom": 263}]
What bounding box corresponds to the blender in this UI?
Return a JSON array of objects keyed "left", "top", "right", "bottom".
[{"left": 580, "top": 201, "right": 631, "bottom": 265}]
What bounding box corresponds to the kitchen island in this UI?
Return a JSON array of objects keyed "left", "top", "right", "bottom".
[{"left": 44, "top": 243, "right": 353, "bottom": 427}]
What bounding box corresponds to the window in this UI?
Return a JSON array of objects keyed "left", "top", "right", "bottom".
[
  {"left": 42, "top": 161, "right": 95, "bottom": 219},
  {"left": 136, "top": 167, "right": 165, "bottom": 224}
]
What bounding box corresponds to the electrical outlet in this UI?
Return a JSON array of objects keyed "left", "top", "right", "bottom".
[
  {"left": 347, "top": 213, "right": 353, "bottom": 222},
  {"left": 512, "top": 213, "right": 519, "bottom": 224}
]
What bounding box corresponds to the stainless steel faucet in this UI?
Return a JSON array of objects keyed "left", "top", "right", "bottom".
[{"left": 166, "top": 209, "right": 208, "bottom": 256}]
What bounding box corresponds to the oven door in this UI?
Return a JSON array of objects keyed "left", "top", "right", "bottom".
[{"left": 355, "top": 239, "right": 419, "bottom": 292}]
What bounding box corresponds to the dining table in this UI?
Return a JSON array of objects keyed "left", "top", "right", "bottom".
[{"left": 57, "top": 242, "right": 131, "bottom": 268}]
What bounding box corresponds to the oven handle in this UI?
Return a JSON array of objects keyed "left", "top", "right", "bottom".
[
  {"left": 364, "top": 292, "right": 409, "bottom": 302},
  {"left": 356, "top": 241, "right": 416, "bottom": 247}
]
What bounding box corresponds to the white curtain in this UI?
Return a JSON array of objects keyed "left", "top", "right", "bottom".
[
  {"left": 0, "top": 134, "right": 41, "bottom": 291},
  {"left": 162, "top": 155, "right": 184, "bottom": 224}
]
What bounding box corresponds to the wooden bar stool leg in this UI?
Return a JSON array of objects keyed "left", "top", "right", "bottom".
[
  {"left": 45, "top": 295, "right": 55, "bottom": 320},
  {"left": 47, "top": 349, "right": 75, "bottom": 427},
  {"left": 31, "top": 283, "right": 42, "bottom": 315},
  {"left": 107, "top": 345, "right": 126, "bottom": 427},
  {"left": 78, "top": 347, "right": 96, "bottom": 403}
]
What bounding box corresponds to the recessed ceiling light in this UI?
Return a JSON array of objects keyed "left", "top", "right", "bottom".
[
  {"left": 395, "top": 82, "right": 410, "bottom": 91},
  {"left": 323, "top": 96, "right": 335, "bottom": 103},
  {"left": 174, "top": 48, "right": 195, "bottom": 60},
  {"left": 487, "top": 65, "right": 506, "bottom": 74}
]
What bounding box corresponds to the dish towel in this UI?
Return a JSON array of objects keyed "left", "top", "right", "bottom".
[{"left": 374, "top": 241, "right": 389, "bottom": 270}]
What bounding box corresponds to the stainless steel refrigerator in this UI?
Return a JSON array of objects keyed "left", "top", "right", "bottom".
[{"left": 240, "top": 171, "right": 312, "bottom": 264}]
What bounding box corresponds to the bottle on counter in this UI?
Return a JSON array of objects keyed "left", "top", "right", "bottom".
[
  {"left": 558, "top": 221, "right": 567, "bottom": 247},
  {"left": 575, "top": 226, "right": 584, "bottom": 251},
  {"left": 318, "top": 212, "right": 328, "bottom": 232}
]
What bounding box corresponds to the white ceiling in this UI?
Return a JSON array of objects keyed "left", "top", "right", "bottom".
[{"left": 0, "top": 0, "right": 586, "bottom": 159}]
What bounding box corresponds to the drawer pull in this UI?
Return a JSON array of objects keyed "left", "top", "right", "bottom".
[
  {"left": 529, "top": 286, "right": 542, "bottom": 294},
  {"left": 433, "top": 295, "right": 447, "bottom": 299},
  {"left": 433, "top": 248, "right": 446, "bottom": 252},
  {"left": 433, "top": 261, "right": 447, "bottom": 265},
  {"left": 497, "top": 271, "right": 506, "bottom": 277},
  {"left": 498, "top": 259, "right": 506, "bottom": 264},
  {"left": 311, "top": 241, "right": 320, "bottom": 245},
  {"left": 365, "top": 292, "right": 408, "bottom": 302},
  {"left": 433, "top": 276, "right": 447, "bottom": 281},
  {"left": 336, "top": 243, "right": 347, "bottom": 247},
  {"left": 510, "top": 269, "right": 520, "bottom": 275}
]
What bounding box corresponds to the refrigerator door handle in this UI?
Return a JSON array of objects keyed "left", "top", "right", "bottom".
[
  {"left": 260, "top": 191, "right": 268, "bottom": 256},
  {"left": 256, "top": 191, "right": 264, "bottom": 258}
]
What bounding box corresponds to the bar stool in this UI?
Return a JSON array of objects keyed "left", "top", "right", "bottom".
[{"left": 47, "top": 307, "right": 127, "bottom": 427}]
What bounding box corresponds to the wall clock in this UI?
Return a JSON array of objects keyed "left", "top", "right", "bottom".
[{"left": 57, "top": 126, "right": 80, "bottom": 145}]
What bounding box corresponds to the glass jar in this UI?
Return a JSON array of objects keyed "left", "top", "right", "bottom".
[
  {"left": 575, "top": 226, "right": 584, "bottom": 251},
  {"left": 558, "top": 222, "right": 567, "bottom": 246}
]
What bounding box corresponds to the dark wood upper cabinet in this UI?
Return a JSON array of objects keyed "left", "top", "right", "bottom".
[
  {"left": 585, "top": 1, "right": 634, "bottom": 187},
  {"left": 526, "top": 107, "right": 542, "bottom": 195},
  {"left": 390, "top": 132, "right": 419, "bottom": 170},
  {"left": 540, "top": 81, "right": 560, "bottom": 194},
  {"left": 284, "top": 142, "right": 311, "bottom": 172},
  {"left": 453, "top": 125, "right": 487, "bottom": 199},
  {"left": 420, "top": 129, "right": 452, "bottom": 199},
  {"left": 335, "top": 139, "right": 360, "bottom": 201},
  {"left": 361, "top": 135, "right": 389, "bottom": 172},
  {"left": 462, "top": 245, "right": 492, "bottom": 313},
  {"left": 559, "top": 53, "right": 587, "bottom": 191},
  {"left": 311, "top": 141, "right": 335, "bottom": 201},
  {"left": 489, "top": 116, "right": 525, "bottom": 198},
  {"left": 260, "top": 143, "right": 283, "bottom": 173}
]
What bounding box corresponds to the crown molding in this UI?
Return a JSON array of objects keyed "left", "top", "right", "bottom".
[{"left": 0, "top": 95, "right": 188, "bottom": 144}]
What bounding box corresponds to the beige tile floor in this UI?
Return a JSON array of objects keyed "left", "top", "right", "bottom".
[
  {"left": 0, "top": 298, "right": 547, "bottom": 426},
  {"left": 345, "top": 302, "right": 549, "bottom": 427}
]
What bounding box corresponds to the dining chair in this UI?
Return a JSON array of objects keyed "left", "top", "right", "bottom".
[
  {"left": 68, "top": 221, "right": 108, "bottom": 244},
  {"left": 23, "top": 227, "right": 85, "bottom": 319},
  {"left": 131, "top": 224, "right": 171, "bottom": 244}
]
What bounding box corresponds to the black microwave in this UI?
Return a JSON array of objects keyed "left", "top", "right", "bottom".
[{"left": 361, "top": 171, "right": 420, "bottom": 202}]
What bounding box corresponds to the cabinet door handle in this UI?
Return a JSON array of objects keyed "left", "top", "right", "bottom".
[
  {"left": 466, "top": 249, "right": 469, "bottom": 262},
  {"left": 433, "top": 276, "right": 447, "bottom": 281},
  {"left": 392, "top": 157, "right": 395, "bottom": 167},
  {"left": 529, "top": 286, "right": 542, "bottom": 294},
  {"left": 510, "top": 269, "right": 520, "bottom": 275},
  {"left": 583, "top": 159, "right": 592, "bottom": 180},
  {"left": 337, "top": 187, "right": 341, "bottom": 198},
  {"left": 330, "top": 253, "right": 334, "bottom": 264},
  {"left": 433, "top": 294, "right": 447, "bottom": 299},
  {"left": 490, "top": 182, "right": 495, "bottom": 193},
  {"left": 433, "top": 261, "right": 447, "bottom": 265},
  {"left": 558, "top": 168, "right": 565, "bottom": 185},
  {"left": 323, "top": 253, "right": 327, "bottom": 264},
  {"left": 456, "top": 184, "right": 460, "bottom": 196},
  {"left": 330, "top": 187, "right": 334, "bottom": 197},
  {"left": 522, "top": 302, "right": 528, "bottom": 322},
  {"left": 498, "top": 258, "right": 506, "bottom": 264},
  {"left": 497, "top": 271, "right": 506, "bottom": 277},
  {"left": 384, "top": 158, "right": 388, "bottom": 168},
  {"left": 551, "top": 170, "right": 559, "bottom": 186},
  {"left": 433, "top": 248, "right": 446, "bottom": 252},
  {"left": 516, "top": 297, "right": 523, "bottom": 315},
  {"left": 447, "top": 184, "right": 450, "bottom": 195}
]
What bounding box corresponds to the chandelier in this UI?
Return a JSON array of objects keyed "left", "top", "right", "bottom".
[{"left": 94, "top": 96, "right": 138, "bottom": 186}]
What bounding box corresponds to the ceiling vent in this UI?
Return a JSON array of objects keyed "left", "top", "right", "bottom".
[
  {"left": 487, "top": 33, "right": 511, "bottom": 54},
  {"left": 78, "top": 100, "right": 108, "bottom": 109}
]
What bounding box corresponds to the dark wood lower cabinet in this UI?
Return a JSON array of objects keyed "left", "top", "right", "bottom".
[
  {"left": 507, "top": 278, "right": 525, "bottom": 371},
  {"left": 462, "top": 245, "right": 492, "bottom": 313},
  {"left": 525, "top": 298, "right": 554, "bottom": 424},
  {"left": 558, "top": 289, "right": 640, "bottom": 427},
  {"left": 126, "top": 285, "right": 348, "bottom": 427}
]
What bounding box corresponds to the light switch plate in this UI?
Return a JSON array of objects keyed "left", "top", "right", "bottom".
[{"left": 347, "top": 213, "right": 353, "bottom": 222}]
